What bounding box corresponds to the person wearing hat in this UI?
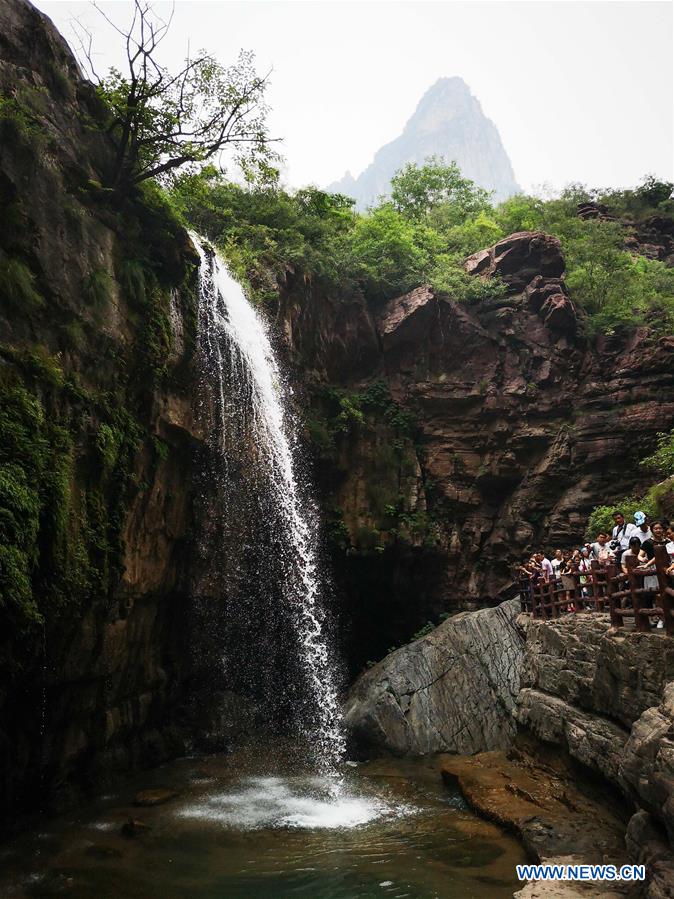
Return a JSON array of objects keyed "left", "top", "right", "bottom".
[{"left": 633, "top": 511, "right": 653, "bottom": 544}]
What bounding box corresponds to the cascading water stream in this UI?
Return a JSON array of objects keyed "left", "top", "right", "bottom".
[{"left": 191, "top": 233, "right": 346, "bottom": 778}]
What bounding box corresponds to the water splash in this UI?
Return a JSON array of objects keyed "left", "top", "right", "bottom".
[
  {"left": 192, "top": 234, "right": 345, "bottom": 775},
  {"left": 176, "top": 775, "right": 394, "bottom": 830}
]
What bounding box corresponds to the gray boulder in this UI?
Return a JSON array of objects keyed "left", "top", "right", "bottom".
[{"left": 344, "top": 599, "right": 524, "bottom": 756}]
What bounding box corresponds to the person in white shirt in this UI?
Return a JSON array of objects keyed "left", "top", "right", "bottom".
[
  {"left": 632, "top": 511, "right": 652, "bottom": 544},
  {"left": 589, "top": 533, "right": 615, "bottom": 564},
  {"left": 551, "top": 549, "right": 564, "bottom": 579},
  {"left": 611, "top": 511, "right": 636, "bottom": 563},
  {"left": 534, "top": 552, "right": 554, "bottom": 582}
]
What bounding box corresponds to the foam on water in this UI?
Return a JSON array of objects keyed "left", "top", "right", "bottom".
[{"left": 176, "top": 776, "right": 402, "bottom": 830}]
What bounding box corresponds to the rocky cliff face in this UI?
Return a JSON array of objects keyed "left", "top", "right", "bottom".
[
  {"left": 0, "top": 0, "right": 200, "bottom": 825},
  {"left": 280, "top": 230, "right": 674, "bottom": 668},
  {"left": 516, "top": 614, "right": 674, "bottom": 897},
  {"left": 328, "top": 77, "right": 520, "bottom": 208}
]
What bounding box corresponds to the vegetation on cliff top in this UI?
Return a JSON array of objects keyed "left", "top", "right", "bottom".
[
  {"left": 170, "top": 160, "right": 674, "bottom": 335},
  {"left": 585, "top": 434, "right": 674, "bottom": 539}
]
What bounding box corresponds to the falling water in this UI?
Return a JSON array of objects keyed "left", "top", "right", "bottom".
[{"left": 191, "top": 234, "right": 345, "bottom": 776}]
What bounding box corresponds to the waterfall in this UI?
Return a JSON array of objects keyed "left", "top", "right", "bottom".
[{"left": 191, "top": 234, "right": 345, "bottom": 775}]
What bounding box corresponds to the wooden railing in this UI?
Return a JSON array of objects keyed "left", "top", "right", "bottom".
[{"left": 520, "top": 545, "right": 674, "bottom": 636}]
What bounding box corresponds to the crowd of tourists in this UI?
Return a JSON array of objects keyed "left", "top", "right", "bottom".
[{"left": 516, "top": 510, "right": 674, "bottom": 625}]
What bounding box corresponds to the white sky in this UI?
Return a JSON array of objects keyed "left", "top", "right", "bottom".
[{"left": 36, "top": 0, "right": 673, "bottom": 195}]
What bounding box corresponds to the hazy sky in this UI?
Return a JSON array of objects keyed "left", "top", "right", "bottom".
[{"left": 36, "top": 0, "right": 673, "bottom": 195}]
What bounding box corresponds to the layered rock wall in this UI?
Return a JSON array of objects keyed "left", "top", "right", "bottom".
[
  {"left": 281, "top": 230, "right": 674, "bottom": 665},
  {"left": 515, "top": 614, "right": 674, "bottom": 895},
  {"left": 346, "top": 607, "right": 674, "bottom": 895}
]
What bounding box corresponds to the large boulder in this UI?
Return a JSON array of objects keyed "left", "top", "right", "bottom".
[
  {"left": 376, "top": 285, "right": 436, "bottom": 350},
  {"left": 465, "top": 231, "right": 565, "bottom": 290},
  {"left": 344, "top": 599, "right": 524, "bottom": 756}
]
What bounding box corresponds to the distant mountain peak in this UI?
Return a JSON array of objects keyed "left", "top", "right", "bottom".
[{"left": 329, "top": 78, "right": 519, "bottom": 208}]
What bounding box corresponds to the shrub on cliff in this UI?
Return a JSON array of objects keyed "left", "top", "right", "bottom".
[
  {"left": 641, "top": 430, "right": 674, "bottom": 478},
  {"left": 390, "top": 156, "right": 491, "bottom": 222},
  {"left": 586, "top": 478, "right": 674, "bottom": 540}
]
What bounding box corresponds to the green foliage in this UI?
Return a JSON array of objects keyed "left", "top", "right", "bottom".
[
  {"left": 0, "top": 346, "right": 147, "bottom": 637},
  {"left": 21, "top": 347, "right": 65, "bottom": 388},
  {"left": 326, "top": 507, "right": 351, "bottom": 552},
  {"left": 152, "top": 436, "right": 170, "bottom": 462},
  {"left": 429, "top": 252, "right": 506, "bottom": 301},
  {"left": 641, "top": 429, "right": 674, "bottom": 476},
  {"left": 84, "top": 0, "right": 274, "bottom": 190},
  {"left": 0, "top": 257, "right": 44, "bottom": 313},
  {"left": 647, "top": 479, "right": 674, "bottom": 521},
  {"left": 173, "top": 157, "right": 674, "bottom": 333},
  {"left": 118, "top": 259, "right": 147, "bottom": 304},
  {"left": 0, "top": 90, "right": 47, "bottom": 155},
  {"left": 390, "top": 156, "right": 491, "bottom": 222},
  {"left": 172, "top": 167, "right": 355, "bottom": 300},
  {"left": 601, "top": 176, "right": 674, "bottom": 220},
  {"left": 85, "top": 269, "right": 114, "bottom": 307},
  {"left": 0, "top": 382, "right": 54, "bottom": 623},
  {"left": 586, "top": 475, "right": 674, "bottom": 542},
  {"left": 96, "top": 423, "right": 123, "bottom": 473},
  {"left": 334, "top": 395, "right": 366, "bottom": 433},
  {"left": 346, "top": 205, "right": 432, "bottom": 298},
  {"left": 585, "top": 496, "right": 657, "bottom": 541},
  {"left": 138, "top": 284, "right": 174, "bottom": 380},
  {"left": 61, "top": 319, "right": 86, "bottom": 352},
  {"left": 312, "top": 381, "right": 415, "bottom": 445},
  {"left": 305, "top": 414, "right": 334, "bottom": 457}
]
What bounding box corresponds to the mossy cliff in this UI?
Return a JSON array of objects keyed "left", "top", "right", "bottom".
[{"left": 0, "top": 0, "right": 200, "bottom": 825}]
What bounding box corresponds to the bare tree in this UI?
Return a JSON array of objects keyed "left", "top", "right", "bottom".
[{"left": 72, "top": 1, "right": 276, "bottom": 191}]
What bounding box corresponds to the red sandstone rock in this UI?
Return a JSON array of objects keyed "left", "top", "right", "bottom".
[
  {"left": 280, "top": 226, "right": 674, "bottom": 615},
  {"left": 466, "top": 231, "right": 565, "bottom": 289},
  {"left": 376, "top": 285, "right": 436, "bottom": 350}
]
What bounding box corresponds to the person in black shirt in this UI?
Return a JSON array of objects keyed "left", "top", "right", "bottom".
[
  {"left": 640, "top": 520, "right": 667, "bottom": 566},
  {"left": 640, "top": 522, "right": 667, "bottom": 621}
]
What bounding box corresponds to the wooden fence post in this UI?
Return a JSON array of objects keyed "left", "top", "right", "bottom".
[{"left": 606, "top": 562, "right": 621, "bottom": 628}]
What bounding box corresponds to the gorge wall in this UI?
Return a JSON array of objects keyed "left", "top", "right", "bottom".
[
  {"left": 0, "top": 0, "right": 201, "bottom": 825},
  {"left": 279, "top": 229, "right": 674, "bottom": 671}
]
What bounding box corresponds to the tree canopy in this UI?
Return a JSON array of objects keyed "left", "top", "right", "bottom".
[
  {"left": 74, "top": 1, "right": 275, "bottom": 191},
  {"left": 390, "top": 156, "right": 491, "bottom": 222}
]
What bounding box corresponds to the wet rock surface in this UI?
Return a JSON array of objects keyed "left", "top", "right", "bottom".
[
  {"left": 515, "top": 613, "right": 674, "bottom": 898},
  {"left": 344, "top": 599, "right": 523, "bottom": 755},
  {"left": 133, "top": 789, "right": 178, "bottom": 807},
  {"left": 440, "top": 748, "right": 634, "bottom": 895},
  {"left": 0, "top": 0, "right": 199, "bottom": 825}
]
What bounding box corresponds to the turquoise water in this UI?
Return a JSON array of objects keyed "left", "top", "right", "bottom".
[{"left": 0, "top": 752, "right": 525, "bottom": 898}]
